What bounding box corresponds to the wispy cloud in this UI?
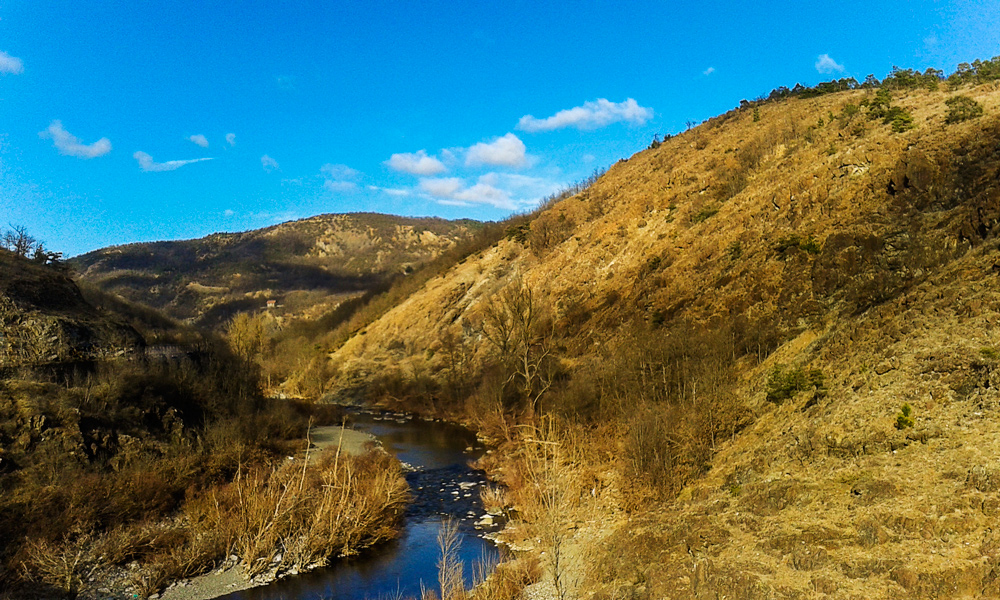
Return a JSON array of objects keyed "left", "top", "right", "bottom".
[
  {"left": 518, "top": 98, "right": 653, "bottom": 132},
  {"left": 188, "top": 134, "right": 209, "bottom": 148},
  {"left": 466, "top": 133, "right": 527, "bottom": 168},
  {"left": 261, "top": 155, "right": 279, "bottom": 172},
  {"left": 39, "top": 120, "right": 111, "bottom": 159},
  {"left": 321, "top": 163, "right": 359, "bottom": 180},
  {"left": 225, "top": 133, "right": 236, "bottom": 146},
  {"left": 321, "top": 163, "right": 360, "bottom": 192},
  {"left": 386, "top": 149, "right": 447, "bottom": 176},
  {"left": 417, "top": 172, "right": 563, "bottom": 210},
  {"left": 703, "top": 66, "right": 715, "bottom": 76},
  {"left": 369, "top": 185, "right": 411, "bottom": 197},
  {"left": 815, "top": 54, "right": 845, "bottom": 74},
  {"left": 133, "top": 151, "right": 212, "bottom": 172},
  {"left": 0, "top": 51, "right": 23, "bottom": 75}
]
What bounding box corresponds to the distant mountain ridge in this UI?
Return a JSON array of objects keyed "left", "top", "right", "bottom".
[{"left": 72, "top": 213, "right": 481, "bottom": 327}]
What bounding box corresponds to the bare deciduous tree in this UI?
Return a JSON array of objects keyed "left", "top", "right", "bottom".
[{"left": 481, "top": 277, "right": 557, "bottom": 418}]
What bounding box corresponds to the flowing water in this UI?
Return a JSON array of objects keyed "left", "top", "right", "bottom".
[{"left": 216, "top": 410, "right": 501, "bottom": 600}]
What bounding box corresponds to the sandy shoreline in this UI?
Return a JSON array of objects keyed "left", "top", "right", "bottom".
[{"left": 158, "top": 427, "right": 377, "bottom": 600}]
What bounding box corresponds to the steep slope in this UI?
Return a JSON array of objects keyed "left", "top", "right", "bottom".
[
  {"left": 0, "top": 251, "right": 143, "bottom": 367},
  {"left": 73, "top": 213, "right": 480, "bottom": 327},
  {"left": 326, "top": 82, "right": 1000, "bottom": 598}
]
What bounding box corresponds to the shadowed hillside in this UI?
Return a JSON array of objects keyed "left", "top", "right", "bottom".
[{"left": 73, "top": 213, "right": 481, "bottom": 328}]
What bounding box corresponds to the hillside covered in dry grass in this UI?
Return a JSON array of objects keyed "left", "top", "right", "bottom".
[{"left": 319, "top": 70, "right": 1000, "bottom": 598}]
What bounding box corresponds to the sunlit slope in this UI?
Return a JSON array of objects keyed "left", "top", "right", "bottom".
[{"left": 329, "top": 83, "right": 1000, "bottom": 597}]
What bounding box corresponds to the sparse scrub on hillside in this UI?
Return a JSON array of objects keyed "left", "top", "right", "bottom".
[
  {"left": 528, "top": 212, "right": 575, "bottom": 256},
  {"left": 945, "top": 95, "right": 985, "bottom": 123},
  {"left": 765, "top": 365, "right": 826, "bottom": 404},
  {"left": 774, "top": 234, "right": 821, "bottom": 257},
  {"left": 691, "top": 206, "right": 720, "bottom": 224},
  {"left": 581, "top": 322, "right": 751, "bottom": 498}
]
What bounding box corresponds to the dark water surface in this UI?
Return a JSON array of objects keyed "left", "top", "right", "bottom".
[{"left": 216, "top": 410, "right": 500, "bottom": 600}]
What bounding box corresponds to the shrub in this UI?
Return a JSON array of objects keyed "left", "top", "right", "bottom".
[
  {"left": 886, "top": 106, "right": 915, "bottom": 133},
  {"left": 945, "top": 95, "right": 984, "bottom": 124},
  {"left": 774, "top": 234, "right": 821, "bottom": 256},
  {"left": 839, "top": 103, "right": 860, "bottom": 125},
  {"left": 799, "top": 236, "right": 822, "bottom": 254},
  {"left": 895, "top": 403, "right": 915, "bottom": 429},
  {"left": 765, "top": 365, "right": 825, "bottom": 403},
  {"left": 865, "top": 88, "right": 893, "bottom": 121},
  {"left": 692, "top": 207, "right": 719, "bottom": 224}
]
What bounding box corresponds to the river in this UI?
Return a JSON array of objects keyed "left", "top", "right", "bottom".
[{"left": 215, "top": 409, "right": 502, "bottom": 600}]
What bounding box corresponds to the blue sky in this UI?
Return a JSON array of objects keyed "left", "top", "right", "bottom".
[{"left": 1, "top": 1, "right": 999, "bottom": 256}]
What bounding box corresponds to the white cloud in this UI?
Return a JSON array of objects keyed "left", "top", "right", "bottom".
[
  {"left": 420, "top": 177, "right": 464, "bottom": 199},
  {"left": 224, "top": 209, "right": 236, "bottom": 217},
  {"left": 0, "top": 51, "right": 23, "bottom": 75},
  {"left": 703, "top": 67, "right": 715, "bottom": 76},
  {"left": 815, "top": 54, "right": 845, "bottom": 74},
  {"left": 324, "top": 180, "right": 357, "bottom": 192},
  {"left": 374, "top": 186, "right": 411, "bottom": 197},
  {"left": 419, "top": 174, "right": 549, "bottom": 210},
  {"left": 320, "top": 163, "right": 360, "bottom": 193},
  {"left": 261, "top": 155, "right": 279, "bottom": 172},
  {"left": 386, "top": 150, "right": 447, "bottom": 176},
  {"left": 225, "top": 133, "right": 236, "bottom": 146},
  {"left": 465, "top": 133, "right": 527, "bottom": 168},
  {"left": 518, "top": 98, "right": 653, "bottom": 132},
  {"left": 189, "top": 134, "right": 209, "bottom": 148},
  {"left": 39, "top": 120, "right": 111, "bottom": 159},
  {"left": 321, "top": 163, "right": 360, "bottom": 180},
  {"left": 494, "top": 173, "right": 563, "bottom": 198},
  {"left": 133, "top": 151, "right": 212, "bottom": 172}
]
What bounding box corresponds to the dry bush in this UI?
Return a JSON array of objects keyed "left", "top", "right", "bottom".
[
  {"left": 21, "top": 532, "right": 99, "bottom": 599},
  {"left": 225, "top": 448, "right": 409, "bottom": 578},
  {"left": 438, "top": 518, "right": 465, "bottom": 600},
  {"left": 479, "top": 485, "right": 510, "bottom": 516},
  {"left": 502, "top": 419, "right": 586, "bottom": 600},
  {"left": 571, "top": 321, "right": 753, "bottom": 501},
  {"left": 528, "top": 212, "right": 574, "bottom": 256},
  {"left": 472, "top": 555, "right": 541, "bottom": 600}
]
